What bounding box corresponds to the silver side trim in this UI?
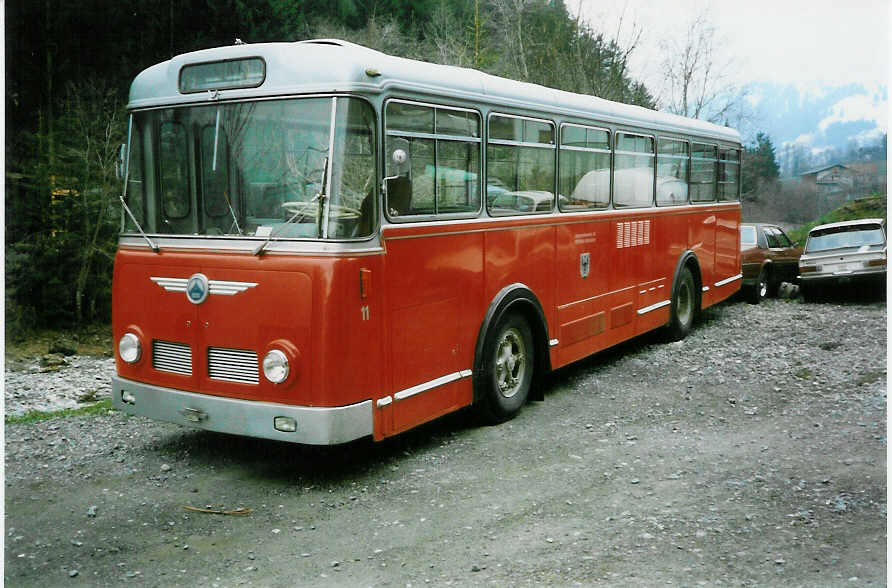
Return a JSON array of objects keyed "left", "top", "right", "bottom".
[
  {"left": 702, "top": 286, "right": 710, "bottom": 292},
  {"left": 549, "top": 338, "right": 559, "bottom": 347},
  {"left": 714, "top": 273, "right": 742, "bottom": 287},
  {"left": 376, "top": 396, "right": 393, "bottom": 408},
  {"left": 637, "top": 300, "right": 671, "bottom": 315},
  {"left": 112, "top": 376, "right": 372, "bottom": 445},
  {"left": 393, "top": 370, "right": 471, "bottom": 402}
]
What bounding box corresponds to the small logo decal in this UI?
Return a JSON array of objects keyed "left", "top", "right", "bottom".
[
  {"left": 580, "top": 252, "right": 590, "bottom": 279},
  {"left": 186, "top": 273, "right": 210, "bottom": 305}
]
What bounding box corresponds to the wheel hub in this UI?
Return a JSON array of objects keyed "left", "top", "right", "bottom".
[{"left": 495, "top": 328, "right": 526, "bottom": 398}]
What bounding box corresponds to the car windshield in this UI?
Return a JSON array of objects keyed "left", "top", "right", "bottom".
[
  {"left": 123, "top": 97, "right": 376, "bottom": 240},
  {"left": 740, "top": 225, "right": 757, "bottom": 247},
  {"left": 805, "top": 224, "right": 885, "bottom": 252}
]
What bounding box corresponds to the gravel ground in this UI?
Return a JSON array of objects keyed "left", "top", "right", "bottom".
[
  {"left": 4, "top": 295, "right": 887, "bottom": 586},
  {"left": 5, "top": 355, "right": 115, "bottom": 416}
]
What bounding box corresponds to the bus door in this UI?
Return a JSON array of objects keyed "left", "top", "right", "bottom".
[{"left": 381, "top": 232, "right": 481, "bottom": 436}]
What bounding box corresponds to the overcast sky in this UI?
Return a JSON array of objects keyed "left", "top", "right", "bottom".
[
  {"left": 570, "top": 0, "right": 889, "bottom": 92},
  {"left": 570, "top": 0, "right": 889, "bottom": 146}
]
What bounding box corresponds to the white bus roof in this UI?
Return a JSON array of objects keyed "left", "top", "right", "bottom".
[{"left": 129, "top": 39, "right": 741, "bottom": 144}]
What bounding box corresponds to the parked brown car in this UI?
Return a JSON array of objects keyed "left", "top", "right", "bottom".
[{"left": 740, "top": 223, "right": 803, "bottom": 304}]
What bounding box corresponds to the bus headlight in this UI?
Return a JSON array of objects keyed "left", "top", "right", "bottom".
[
  {"left": 118, "top": 333, "right": 142, "bottom": 363},
  {"left": 263, "top": 350, "right": 290, "bottom": 384}
]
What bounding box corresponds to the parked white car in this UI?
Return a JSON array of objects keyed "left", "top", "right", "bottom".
[{"left": 798, "top": 218, "right": 886, "bottom": 300}]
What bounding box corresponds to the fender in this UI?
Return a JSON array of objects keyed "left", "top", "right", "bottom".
[{"left": 472, "top": 283, "right": 550, "bottom": 403}]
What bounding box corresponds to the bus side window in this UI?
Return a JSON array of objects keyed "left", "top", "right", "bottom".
[
  {"left": 487, "top": 114, "right": 555, "bottom": 216},
  {"left": 614, "top": 132, "right": 655, "bottom": 208},
  {"left": 558, "top": 124, "right": 610, "bottom": 211},
  {"left": 656, "top": 137, "right": 689, "bottom": 206},
  {"left": 691, "top": 143, "right": 717, "bottom": 203},
  {"left": 384, "top": 101, "right": 481, "bottom": 219}
]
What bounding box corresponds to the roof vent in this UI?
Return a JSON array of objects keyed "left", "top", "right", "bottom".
[{"left": 300, "top": 39, "right": 346, "bottom": 47}]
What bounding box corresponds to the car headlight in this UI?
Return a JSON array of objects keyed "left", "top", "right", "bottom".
[
  {"left": 118, "top": 333, "right": 142, "bottom": 363},
  {"left": 263, "top": 350, "right": 290, "bottom": 384}
]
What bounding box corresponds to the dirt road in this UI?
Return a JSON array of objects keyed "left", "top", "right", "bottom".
[{"left": 5, "top": 297, "right": 886, "bottom": 586}]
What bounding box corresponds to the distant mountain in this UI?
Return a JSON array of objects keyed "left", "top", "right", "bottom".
[{"left": 744, "top": 82, "right": 887, "bottom": 175}]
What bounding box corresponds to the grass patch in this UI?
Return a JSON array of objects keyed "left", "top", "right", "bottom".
[
  {"left": 5, "top": 399, "right": 114, "bottom": 425},
  {"left": 788, "top": 194, "right": 887, "bottom": 244},
  {"left": 855, "top": 370, "right": 885, "bottom": 387},
  {"left": 794, "top": 367, "right": 814, "bottom": 380}
]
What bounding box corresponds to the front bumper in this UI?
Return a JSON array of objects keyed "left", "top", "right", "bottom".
[{"left": 112, "top": 376, "right": 373, "bottom": 445}]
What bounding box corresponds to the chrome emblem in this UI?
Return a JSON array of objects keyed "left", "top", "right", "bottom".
[
  {"left": 580, "top": 252, "right": 590, "bottom": 279},
  {"left": 150, "top": 276, "right": 258, "bottom": 300},
  {"left": 186, "top": 273, "right": 210, "bottom": 305}
]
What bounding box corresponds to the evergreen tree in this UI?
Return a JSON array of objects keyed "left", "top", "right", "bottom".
[{"left": 742, "top": 132, "right": 780, "bottom": 195}]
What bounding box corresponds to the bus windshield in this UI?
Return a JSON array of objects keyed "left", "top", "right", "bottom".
[{"left": 123, "top": 96, "right": 376, "bottom": 240}]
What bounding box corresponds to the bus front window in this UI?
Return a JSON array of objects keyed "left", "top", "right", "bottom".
[{"left": 124, "top": 97, "right": 376, "bottom": 240}]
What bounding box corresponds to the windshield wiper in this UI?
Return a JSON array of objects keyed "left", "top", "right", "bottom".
[
  {"left": 223, "top": 190, "right": 242, "bottom": 235},
  {"left": 253, "top": 155, "right": 328, "bottom": 256}
]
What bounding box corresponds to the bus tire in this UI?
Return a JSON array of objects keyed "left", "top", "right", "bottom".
[
  {"left": 666, "top": 266, "right": 697, "bottom": 341},
  {"left": 475, "top": 312, "right": 534, "bottom": 423}
]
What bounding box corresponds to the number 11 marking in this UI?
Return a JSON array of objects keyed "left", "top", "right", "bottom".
[{"left": 361, "top": 305, "right": 370, "bottom": 321}]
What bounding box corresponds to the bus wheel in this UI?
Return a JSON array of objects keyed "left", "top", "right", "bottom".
[
  {"left": 667, "top": 266, "right": 697, "bottom": 341},
  {"left": 476, "top": 312, "right": 534, "bottom": 423}
]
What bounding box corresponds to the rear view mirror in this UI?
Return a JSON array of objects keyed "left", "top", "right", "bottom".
[{"left": 388, "top": 138, "right": 411, "bottom": 177}]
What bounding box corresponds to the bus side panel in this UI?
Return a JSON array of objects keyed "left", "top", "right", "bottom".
[
  {"left": 390, "top": 379, "right": 473, "bottom": 436},
  {"left": 553, "top": 220, "right": 611, "bottom": 367},
  {"left": 383, "top": 232, "right": 483, "bottom": 435},
  {"left": 484, "top": 225, "right": 556, "bottom": 341},
  {"left": 690, "top": 210, "right": 717, "bottom": 302},
  {"left": 606, "top": 219, "right": 639, "bottom": 345},
  {"left": 709, "top": 207, "right": 742, "bottom": 306},
  {"left": 320, "top": 256, "right": 385, "bottom": 410}
]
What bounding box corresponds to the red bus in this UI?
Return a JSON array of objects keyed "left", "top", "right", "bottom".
[{"left": 113, "top": 39, "right": 742, "bottom": 444}]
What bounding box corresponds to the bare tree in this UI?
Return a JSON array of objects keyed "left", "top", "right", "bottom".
[
  {"left": 489, "top": 0, "right": 532, "bottom": 80},
  {"left": 424, "top": 2, "right": 471, "bottom": 66},
  {"left": 58, "top": 81, "right": 125, "bottom": 322},
  {"left": 659, "top": 10, "right": 750, "bottom": 127}
]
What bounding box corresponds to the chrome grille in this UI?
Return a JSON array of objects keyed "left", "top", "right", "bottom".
[
  {"left": 152, "top": 340, "right": 193, "bottom": 375},
  {"left": 208, "top": 347, "right": 259, "bottom": 384}
]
